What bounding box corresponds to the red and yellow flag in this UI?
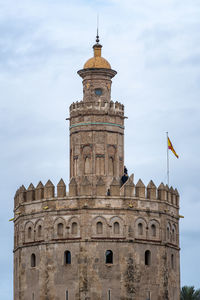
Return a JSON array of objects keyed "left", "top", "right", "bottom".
[{"left": 168, "top": 137, "right": 179, "bottom": 158}]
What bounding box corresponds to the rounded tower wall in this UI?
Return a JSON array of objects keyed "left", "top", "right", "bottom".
[{"left": 14, "top": 181, "right": 180, "bottom": 299}]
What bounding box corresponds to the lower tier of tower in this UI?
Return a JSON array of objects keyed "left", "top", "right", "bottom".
[{"left": 14, "top": 240, "right": 180, "bottom": 300}]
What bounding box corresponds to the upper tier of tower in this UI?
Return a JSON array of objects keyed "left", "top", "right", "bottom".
[
  {"left": 77, "top": 35, "right": 117, "bottom": 102},
  {"left": 70, "top": 36, "right": 123, "bottom": 192}
]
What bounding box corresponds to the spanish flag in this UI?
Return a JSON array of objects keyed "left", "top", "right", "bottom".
[{"left": 168, "top": 137, "right": 179, "bottom": 158}]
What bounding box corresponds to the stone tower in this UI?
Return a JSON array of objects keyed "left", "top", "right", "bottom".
[{"left": 13, "top": 35, "right": 180, "bottom": 300}]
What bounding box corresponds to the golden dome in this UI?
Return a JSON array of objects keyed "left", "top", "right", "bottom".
[{"left": 83, "top": 43, "right": 111, "bottom": 69}]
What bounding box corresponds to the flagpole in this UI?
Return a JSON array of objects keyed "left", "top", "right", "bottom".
[{"left": 166, "top": 132, "right": 169, "bottom": 186}]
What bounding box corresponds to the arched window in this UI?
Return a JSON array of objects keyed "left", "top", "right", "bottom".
[
  {"left": 38, "top": 225, "right": 42, "bottom": 238},
  {"left": 105, "top": 250, "right": 113, "bottom": 264},
  {"left": 96, "top": 222, "right": 103, "bottom": 234},
  {"left": 145, "top": 250, "right": 151, "bottom": 266},
  {"left": 138, "top": 223, "right": 143, "bottom": 235},
  {"left": 167, "top": 226, "right": 170, "bottom": 240},
  {"left": 31, "top": 253, "right": 36, "bottom": 267},
  {"left": 172, "top": 227, "right": 175, "bottom": 242},
  {"left": 64, "top": 250, "right": 71, "bottom": 265},
  {"left": 28, "top": 227, "right": 32, "bottom": 239},
  {"left": 57, "top": 223, "right": 63, "bottom": 237},
  {"left": 171, "top": 254, "right": 174, "bottom": 269},
  {"left": 151, "top": 224, "right": 156, "bottom": 237},
  {"left": 71, "top": 222, "right": 78, "bottom": 234},
  {"left": 114, "top": 222, "right": 120, "bottom": 234}
]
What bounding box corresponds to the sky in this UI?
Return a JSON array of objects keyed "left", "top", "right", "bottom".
[{"left": 0, "top": 0, "right": 200, "bottom": 298}]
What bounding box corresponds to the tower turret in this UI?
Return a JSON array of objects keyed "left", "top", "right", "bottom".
[{"left": 69, "top": 36, "right": 124, "bottom": 193}]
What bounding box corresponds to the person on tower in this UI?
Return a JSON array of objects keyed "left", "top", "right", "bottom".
[{"left": 121, "top": 166, "right": 129, "bottom": 186}]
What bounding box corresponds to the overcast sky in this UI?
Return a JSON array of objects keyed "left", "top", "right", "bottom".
[{"left": 1, "top": 0, "right": 200, "bottom": 298}]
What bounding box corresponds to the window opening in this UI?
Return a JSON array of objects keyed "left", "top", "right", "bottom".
[
  {"left": 145, "top": 250, "right": 151, "bottom": 266},
  {"left": 31, "top": 253, "right": 36, "bottom": 267},
  {"left": 72, "top": 222, "right": 78, "bottom": 234},
  {"left": 95, "top": 88, "right": 102, "bottom": 96},
  {"left": 66, "top": 290, "right": 68, "bottom": 300},
  {"left": 57, "top": 223, "right": 63, "bottom": 237},
  {"left": 64, "top": 251, "right": 71, "bottom": 265},
  {"left": 167, "top": 227, "right": 170, "bottom": 240},
  {"left": 28, "top": 227, "right": 32, "bottom": 239},
  {"left": 138, "top": 223, "right": 143, "bottom": 235},
  {"left": 171, "top": 254, "right": 174, "bottom": 269},
  {"left": 32, "top": 293, "right": 34, "bottom": 300},
  {"left": 105, "top": 250, "right": 113, "bottom": 264},
  {"left": 172, "top": 228, "right": 175, "bottom": 242},
  {"left": 108, "top": 289, "right": 111, "bottom": 300},
  {"left": 146, "top": 291, "right": 151, "bottom": 300},
  {"left": 151, "top": 224, "right": 156, "bottom": 237},
  {"left": 96, "top": 222, "right": 103, "bottom": 234},
  {"left": 38, "top": 225, "right": 42, "bottom": 238},
  {"left": 114, "top": 222, "right": 120, "bottom": 234}
]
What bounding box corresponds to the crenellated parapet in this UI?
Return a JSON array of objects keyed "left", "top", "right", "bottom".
[
  {"left": 109, "top": 176, "right": 179, "bottom": 207},
  {"left": 14, "top": 178, "right": 67, "bottom": 208},
  {"left": 14, "top": 176, "right": 179, "bottom": 209},
  {"left": 69, "top": 100, "right": 124, "bottom": 118}
]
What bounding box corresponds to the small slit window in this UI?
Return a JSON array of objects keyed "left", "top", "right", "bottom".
[
  {"left": 31, "top": 253, "right": 36, "bottom": 267},
  {"left": 105, "top": 250, "right": 113, "bottom": 264},
  {"left": 138, "top": 223, "right": 143, "bottom": 235},
  {"left": 64, "top": 250, "right": 71, "bottom": 265},
  {"left": 108, "top": 289, "right": 111, "bottom": 300},
  {"left": 172, "top": 228, "right": 175, "bottom": 242},
  {"left": 171, "top": 254, "right": 174, "bottom": 269},
  {"left": 66, "top": 290, "right": 68, "bottom": 300},
  {"left": 167, "top": 226, "right": 170, "bottom": 240},
  {"left": 96, "top": 222, "right": 103, "bottom": 234},
  {"left": 114, "top": 222, "right": 120, "bottom": 234},
  {"left": 145, "top": 250, "right": 151, "bottom": 266},
  {"left": 151, "top": 224, "right": 156, "bottom": 237}
]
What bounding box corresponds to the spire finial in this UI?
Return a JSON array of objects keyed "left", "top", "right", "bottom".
[{"left": 96, "top": 14, "right": 99, "bottom": 44}]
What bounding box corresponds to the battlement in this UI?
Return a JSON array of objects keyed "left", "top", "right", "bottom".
[
  {"left": 69, "top": 100, "right": 124, "bottom": 117},
  {"left": 14, "top": 176, "right": 179, "bottom": 208},
  {"left": 119, "top": 177, "right": 179, "bottom": 206},
  {"left": 14, "top": 179, "right": 67, "bottom": 208}
]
